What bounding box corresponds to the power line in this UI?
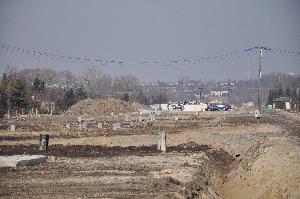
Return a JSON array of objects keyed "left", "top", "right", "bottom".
[{"left": 0, "top": 42, "right": 299, "bottom": 67}]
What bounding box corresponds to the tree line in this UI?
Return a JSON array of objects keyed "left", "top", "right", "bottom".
[{"left": 0, "top": 66, "right": 169, "bottom": 118}]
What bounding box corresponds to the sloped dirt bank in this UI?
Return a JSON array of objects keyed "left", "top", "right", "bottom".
[
  {"left": 1, "top": 110, "right": 299, "bottom": 198},
  {"left": 217, "top": 111, "right": 300, "bottom": 199}
]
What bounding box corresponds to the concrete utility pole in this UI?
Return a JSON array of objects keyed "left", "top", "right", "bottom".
[
  {"left": 256, "top": 48, "right": 263, "bottom": 124},
  {"left": 199, "top": 88, "right": 203, "bottom": 103},
  {"left": 257, "top": 48, "right": 263, "bottom": 110}
]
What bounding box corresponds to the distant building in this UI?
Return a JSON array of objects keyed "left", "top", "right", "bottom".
[
  {"left": 242, "top": 102, "right": 254, "bottom": 107},
  {"left": 219, "top": 81, "right": 235, "bottom": 86},
  {"left": 210, "top": 90, "right": 229, "bottom": 96},
  {"left": 273, "top": 97, "right": 291, "bottom": 110}
]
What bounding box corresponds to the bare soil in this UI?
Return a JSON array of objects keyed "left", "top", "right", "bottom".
[{"left": 0, "top": 109, "right": 299, "bottom": 198}]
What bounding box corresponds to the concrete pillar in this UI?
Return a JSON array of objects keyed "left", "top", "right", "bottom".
[
  {"left": 116, "top": 122, "right": 121, "bottom": 129},
  {"left": 79, "top": 122, "right": 87, "bottom": 131},
  {"left": 39, "top": 134, "right": 49, "bottom": 150},
  {"left": 82, "top": 122, "right": 87, "bottom": 130},
  {"left": 112, "top": 123, "right": 117, "bottom": 131},
  {"left": 149, "top": 114, "right": 155, "bottom": 121},
  {"left": 125, "top": 115, "right": 129, "bottom": 122},
  {"left": 139, "top": 116, "right": 143, "bottom": 122},
  {"left": 97, "top": 122, "right": 102, "bottom": 129},
  {"left": 10, "top": 125, "right": 16, "bottom": 132},
  {"left": 158, "top": 131, "right": 166, "bottom": 152},
  {"left": 65, "top": 123, "right": 71, "bottom": 129}
]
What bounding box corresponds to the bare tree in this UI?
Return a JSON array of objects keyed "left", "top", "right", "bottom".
[{"left": 81, "top": 65, "right": 102, "bottom": 98}]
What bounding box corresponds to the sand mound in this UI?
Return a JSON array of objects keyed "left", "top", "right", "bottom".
[{"left": 63, "top": 98, "right": 145, "bottom": 118}]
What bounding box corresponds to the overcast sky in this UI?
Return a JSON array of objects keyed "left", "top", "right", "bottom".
[{"left": 0, "top": 0, "right": 299, "bottom": 82}]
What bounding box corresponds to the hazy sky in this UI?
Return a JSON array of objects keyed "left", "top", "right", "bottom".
[{"left": 0, "top": 0, "right": 299, "bottom": 82}]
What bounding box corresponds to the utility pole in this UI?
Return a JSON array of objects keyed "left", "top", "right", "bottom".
[
  {"left": 257, "top": 48, "right": 263, "bottom": 110},
  {"left": 256, "top": 47, "right": 263, "bottom": 124},
  {"left": 199, "top": 87, "right": 203, "bottom": 104}
]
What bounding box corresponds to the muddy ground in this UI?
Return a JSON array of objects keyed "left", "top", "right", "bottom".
[{"left": 0, "top": 109, "right": 300, "bottom": 198}]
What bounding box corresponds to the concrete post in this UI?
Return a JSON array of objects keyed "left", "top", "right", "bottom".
[
  {"left": 82, "top": 122, "right": 87, "bottom": 130},
  {"left": 116, "top": 122, "right": 121, "bottom": 129},
  {"left": 139, "top": 116, "right": 143, "bottom": 122},
  {"left": 39, "top": 134, "right": 49, "bottom": 150},
  {"left": 79, "top": 122, "right": 87, "bottom": 131},
  {"left": 10, "top": 125, "right": 16, "bottom": 132},
  {"left": 65, "top": 123, "right": 71, "bottom": 129},
  {"left": 97, "top": 122, "right": 102, "bottom": 129},
  {"left": 149, "top": 114, "right": 155, "bottom": 122},
  {"left": 125, "top": 115, "right": 129, "bottom": 122},
  {"left": 158, "top": 131, "right": 166, "bottom": 152},
  {"left": 112, "top": 123, "right": 117, "bottom": 131}
]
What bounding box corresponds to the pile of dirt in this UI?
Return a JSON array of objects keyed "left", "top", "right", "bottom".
[{"left": 63, "top": 98, "right": 145, "bottom": 118}]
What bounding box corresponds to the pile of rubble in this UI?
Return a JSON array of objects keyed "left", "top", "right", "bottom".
[{"left": 63, "top": 98, "right": 145, "bottom": 118}]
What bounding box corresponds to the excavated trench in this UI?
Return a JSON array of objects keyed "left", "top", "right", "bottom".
[{"left": 0, "top": 110, "right": 299, "bottom": 198}]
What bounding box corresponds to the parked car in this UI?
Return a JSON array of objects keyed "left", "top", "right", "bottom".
[
  {"left": 168, "top": 103, "right": 184, "bottom": 111},
  {"left": 206, "top": 103, "right": 230, "bottom": 111},
  {"left": 216, "top": 103, "right": 229, "bottom": 111}
]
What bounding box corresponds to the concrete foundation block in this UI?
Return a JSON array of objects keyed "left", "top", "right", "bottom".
[{"left": 0, "top": 155, "right": 48, "bottom": 168}]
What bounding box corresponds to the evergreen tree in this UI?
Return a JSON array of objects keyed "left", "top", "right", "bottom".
[
  {"left": 32, "top": 77, "right": 45, "bottom": 93},
  {"left": 9, "top": 77, "right": 28, "bottom": 111},
  {"left": 63, "top": 88, "right": 76, "bottom": 109},
  {"left": 136, "top": 90, "right": 148, "bottom": 105},
  {"left": 151, "top": 93, "right": 168, "bottom": 104},
  {"left": 277, "top": 85, "right": 284, "bottom": 97},
  {"left": 122, "top": 93, "right": 130, "bottom": 102},
  {"left": 268, "top": 90, "right": 274, "bottom": 104},
  {"left": 291, "top": 86, "right": 297, "bottom": 97},
  {"left": 285, "top": 87, "right": 291, "bottom": 97},
  {"left": 0, "top": 73, "right": 7, "bottom": 117},
  {"left": 75, "top": 85, "right": 87, "bottom": 101},
  {"left": 0, "top": 86, "right": 5, "bottom": 118}
]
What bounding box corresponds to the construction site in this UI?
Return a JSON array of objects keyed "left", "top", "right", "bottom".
[
  {"left": 1, "top": 1, "right": 300, "bottom": 198},
  {"left": 0, "top": 98, "right": 300, "bottom": 199}
]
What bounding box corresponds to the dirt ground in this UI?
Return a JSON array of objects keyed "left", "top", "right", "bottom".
[{"left": 0, "top": 109, "right": 300, "bottom": 198}]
